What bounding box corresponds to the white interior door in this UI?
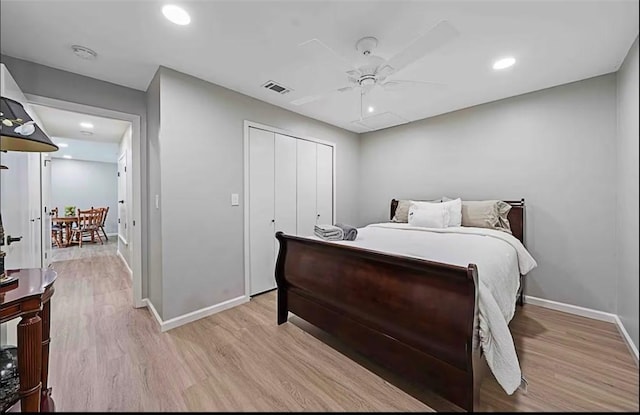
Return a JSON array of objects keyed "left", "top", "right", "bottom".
[
  {"left": 0, "top": 64, "right": 41, "bottom": 270},
  {"left": 118, "top": 152, "right": 128, "bottom": 244},
  {"left": 296, "top": 139, "right": 317, "bottom": 236},
  {"left": 316, "top": 143, "right": 333, "bottom": 225},
  {"left": 249, "top": 128, "right": 275, "bottom": 296}
]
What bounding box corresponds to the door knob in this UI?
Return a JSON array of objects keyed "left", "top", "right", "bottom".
[
  {"left": 6, "top": 235, "right": 22, "bottom": 246},
  {"left": 118, "top": 200, "right": 125, "bottom": 204}
]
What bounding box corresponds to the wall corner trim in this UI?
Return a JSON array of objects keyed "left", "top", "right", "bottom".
[
  {"left": 143, "top": 295, "right": 249, "bottom": 332},
  {"left": 614, "top": 315, "right": 640, "bottom": 366},
  {"left": 524, "top": 295, "right": 638, "bottom": 365},
  {"left": 117, "top": 250, "right": 133, "bottom": 277}
]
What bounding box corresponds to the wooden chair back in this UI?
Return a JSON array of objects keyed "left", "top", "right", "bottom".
[
  {"left": 90, "top": 206, "right": 109, "bottom": 227},
  {"left": 77, "top": 209, "right": 102, "bottom": 230}
]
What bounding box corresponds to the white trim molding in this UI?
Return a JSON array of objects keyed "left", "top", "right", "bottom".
[
  {"left": 143, "top": 296, "right": 249, "bottom": 332},
  {"left": 614, "top": 316, "right": 639, "bottom": 366},
  {"left": 525, "top": 295, "right": 638, "bottom": 365},
  {"left": 524, "top": 295, "right": 617, "bottom": 322},
  {"left": 25, "top": 93, "right": 145, "bottom": 309},
  {"left": 117, "top": 250, "right": 133, "bottom": 277}
]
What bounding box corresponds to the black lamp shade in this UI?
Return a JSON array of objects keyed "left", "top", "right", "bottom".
[{"left": 1, "top": 97, "right": 58, "bottom": 152}]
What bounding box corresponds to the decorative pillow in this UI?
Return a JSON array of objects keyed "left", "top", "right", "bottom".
[
  {"left": 461, "top": 200, "right": 500, "bottom": 229},
  {"left": 496, "top": 200, "right": 512, "bottom": 234},
  {"left": 443, "top": 197, "right": 513, "bottom": 233},
  {"left": 408, "top": 203, "right": 449, "bottom": 228},
  {"left": 391, "top": 198, "right": 441, "bottom": 223}
]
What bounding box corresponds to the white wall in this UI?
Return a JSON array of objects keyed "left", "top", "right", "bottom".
[
  {"left": 118, "top": 124, "right": 134, "bottom": 269},
  {"left": 153, "top": 66, "right": 360, "bottom": 321},
  {"left": 616, "top": 37, "right": 639, "bottom": 349},
  {"left": 51, "top": 159, "right": 118, "bottom": 234},
  {"left": 359, "top": 74, "right": 618, "bottom": 313}
]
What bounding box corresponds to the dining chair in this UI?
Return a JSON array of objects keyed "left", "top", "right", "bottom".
[
  {"left": 70, "top": 208, "right": 103, "bottom": 247},
  {"left": 91, "top": 206, "right": 109, "bottom": 241},
  {"left": 50, "top": 207, "right": 63, "bottom": 248}
]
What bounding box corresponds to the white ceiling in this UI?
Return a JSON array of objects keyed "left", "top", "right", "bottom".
[
  {"left": 1, "top": 1, "right": 638, "bottom": 133},
  {"left": 29, "top": 104, "right": 128, "bottom": 163},
  {"left": 30, "top": 104, "right": 130, "bottom": 144}
]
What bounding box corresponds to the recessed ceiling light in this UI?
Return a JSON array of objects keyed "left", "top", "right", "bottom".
[
  {"left": 162, "top": 4, "right": 191, "bottom": 25},
  {"left": 71, "top": 45, "right": 97, "bottom": 60},
  {"left": 58, "top": 143, "right": 69, "bottom": 148},
  {"left": 80, "top": 122, "right": 94, "bottom": 129},
  {"left": 63, "top": 155, "right": 72, "bottom": 159},
  {"left": 493, "top": 57, "right": 516, "bottom": 70},
  {"left": 80, "top": 131, "right": 93, "bottom": 136},
  {"left": 367, "top": 106, "right": 375, "bottom": 113}
]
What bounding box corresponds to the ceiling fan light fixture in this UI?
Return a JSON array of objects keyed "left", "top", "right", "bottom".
[{"left": 493, "top": 57, "right": 516, "bottom": 70}]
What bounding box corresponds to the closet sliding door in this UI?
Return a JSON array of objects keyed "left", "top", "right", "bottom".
[
  {"left": 248, "top": 127, "right": 275, "bottom": 296},
  {"left": 246, "top": 123, "right": 335, "bottom": 297},
  {"left": 274, "top": 134, "right": 297, "bottom": 259},
  {"left": 316, "top": 143, "right": 333, "bottom": 226},
  {"left": 296, "top": 139, "right": 317, "bottom": 237}
]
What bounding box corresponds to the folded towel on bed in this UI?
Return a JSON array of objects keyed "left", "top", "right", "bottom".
[
  {"left": 314, "top": 225, "right": 343, "bottom": 241},
  {"left": 334, "top": 223, "right": 358, "bottom": 241}
]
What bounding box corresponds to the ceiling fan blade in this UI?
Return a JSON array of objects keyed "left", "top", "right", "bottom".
[
  {"left": 375, "top": 64, "right": 395, "bottom": 80},
  {"left": 297, "top": 38, "right": 357, "bottom": 73},
  {"left": 385, "top": 20, "right": 458, "bottom": 74},
  {"left": 290, "top": 84, "right": 356, "bottom": 106},
  {"left": 381, "top": 79, "right": 446, "bottom": 92}
]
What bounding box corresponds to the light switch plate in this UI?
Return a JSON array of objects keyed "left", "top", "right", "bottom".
[
  {"left": 155, "top": 194, "right": 160, "bottom": 209},
  {"left": 231, "top": 193, "right": 239, "bottom": 206}
]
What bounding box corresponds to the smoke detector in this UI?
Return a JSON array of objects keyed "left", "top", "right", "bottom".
[{"left": 71, "top": 45, "right": 97, "bottom": 60}]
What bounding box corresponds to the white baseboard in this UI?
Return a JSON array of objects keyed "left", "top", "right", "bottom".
[
  {"left": 116, "top": 250, "right": 132, "bottom": 278},
  {"left": 524, "top": 295, "right": 617, "bottom": 322},
  {"left": 142, "top": 298, "right": 164, "bottom": 329},
  {"left": 614, "top": 315, "right": 639, "bottom": 366},
  {"left": 524, "top": 295, "right": 638, "bottom": 365},
  {"left": 142, "top": 295, "right": 249, "bottom": 332}
]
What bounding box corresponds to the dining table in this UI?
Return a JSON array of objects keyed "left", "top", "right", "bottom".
[{"left": 51, "top": 216, "right": 78, "bottom": 247}]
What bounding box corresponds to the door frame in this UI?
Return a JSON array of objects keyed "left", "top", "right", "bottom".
[
  {"left": 26, "top": 94, "right": 145, "bottom": 308},
  {"left": 243, "top": 120, "right": 337, "bottom": 299}
]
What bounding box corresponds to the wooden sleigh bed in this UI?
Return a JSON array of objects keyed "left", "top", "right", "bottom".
[{"left": 274, "top": 199, "right": 526, "bottom": 411}]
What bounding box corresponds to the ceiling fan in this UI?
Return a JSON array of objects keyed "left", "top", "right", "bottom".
[{"left": 290, "top": 20, "right": 459, "bottom": 113}]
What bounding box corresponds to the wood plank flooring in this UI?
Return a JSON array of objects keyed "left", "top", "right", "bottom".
[{"left": 46, "top": 246, "right": 639, "bottom": 412}]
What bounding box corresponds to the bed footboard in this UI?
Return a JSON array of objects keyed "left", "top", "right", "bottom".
[{"left": 275, "top": 232, "right": 482, "bottom": 411}]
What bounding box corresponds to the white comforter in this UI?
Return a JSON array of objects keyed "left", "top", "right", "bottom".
[{"left": 313, "top": 222, "right": 537, "bottom": 394}]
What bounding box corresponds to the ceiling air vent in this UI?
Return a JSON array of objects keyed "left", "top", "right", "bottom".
[{"left": 262, "top": 80, "right": 293, "bottom": 95}]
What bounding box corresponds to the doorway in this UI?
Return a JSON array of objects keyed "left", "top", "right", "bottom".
[
  {"left": 26, "top": 95, "right": 144, "bottom": 308},
  {"left": 30, "top": 104, "right": 131, "bottom": 263}
]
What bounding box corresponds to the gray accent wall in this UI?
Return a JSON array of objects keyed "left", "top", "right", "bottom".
[
  {"left": 616, "top": 37, "right": 639, "bottom": 349},
  {"left": 51, "top": 158, "right": 118, "bottom": 233},
  {"left": 153, "top": 67, "right": 360, "bottom": 320},
  {"left": 359, "top": 74, "right": 618, "bottom": 313}
]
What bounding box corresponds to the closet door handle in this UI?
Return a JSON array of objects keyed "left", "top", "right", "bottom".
[{"left": 271, "top": 219, "right": 275, "bottom": 223}]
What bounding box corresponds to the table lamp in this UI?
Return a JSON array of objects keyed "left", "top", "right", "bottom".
[{"left": 1, "top": 96, "right": 59, "bottom": 284}]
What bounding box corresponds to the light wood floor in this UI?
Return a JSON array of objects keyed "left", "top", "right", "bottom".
[
  {"left": 51, "top": 237, "right": 117, "bottom": 262},
  {"left": 47, "top": 247, "right": 639, "bottom": 412}
]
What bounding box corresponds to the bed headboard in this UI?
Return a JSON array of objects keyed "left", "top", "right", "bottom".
[{"left": 390, "top": 198, "right": 526, "bottom": 245}]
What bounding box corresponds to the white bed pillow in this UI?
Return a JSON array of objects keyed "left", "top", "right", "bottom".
[
  {"left": 408, "top": 203, "right": 450, "bottom": 228},
  {"left": 412, "top": 198, "right": 461, "bottom": 227}
]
